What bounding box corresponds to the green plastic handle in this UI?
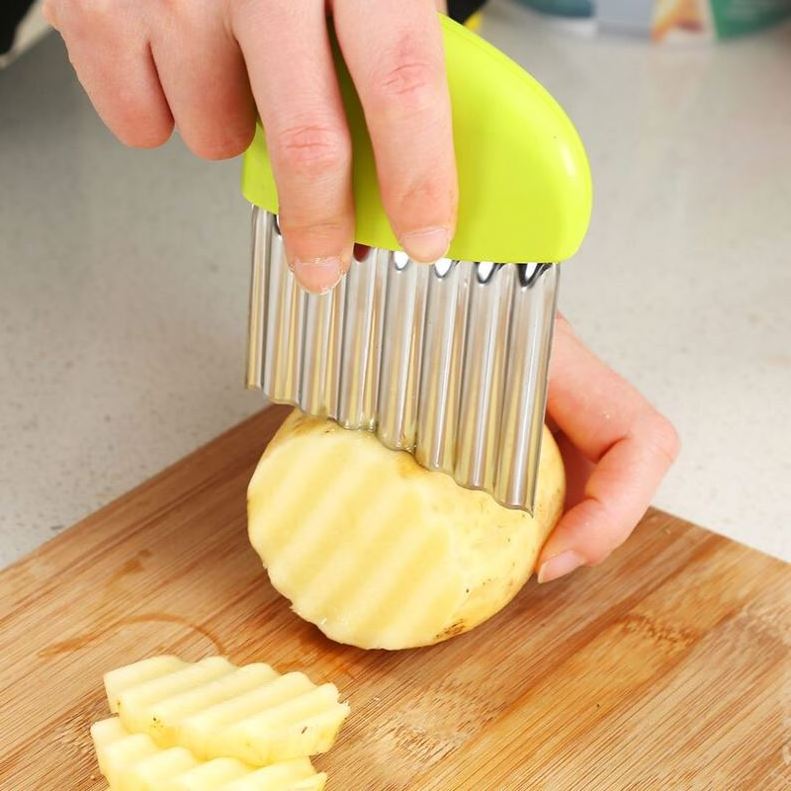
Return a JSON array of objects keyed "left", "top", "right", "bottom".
[{"left": 241, "top": 14, "right": 592, "bottom": 264}]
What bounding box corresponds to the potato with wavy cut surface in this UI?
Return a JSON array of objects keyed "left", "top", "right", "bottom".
[{"left": 248, "top": 410, "right": 565, "bottom": 650}]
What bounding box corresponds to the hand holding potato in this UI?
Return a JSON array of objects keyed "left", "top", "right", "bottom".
[
  {"left": 538, "top": 315, "right": 680, "bottom": 583},
  {"left": 246, "top": 321, "right": 678, "bottom": 649}
]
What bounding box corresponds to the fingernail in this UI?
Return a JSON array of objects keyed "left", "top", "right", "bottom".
[
  {"left": 399, "top": 227, "right": 451, "bottom": 263},
  {"left": 537, "top": 550, "right": 585, "bottom": 584},
  {"left": 292, "top": 256, "right": 343, "bottom": 294}
]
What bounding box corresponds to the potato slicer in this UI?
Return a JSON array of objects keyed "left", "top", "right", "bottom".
[{"left": 242, "top": 15, "right": 591, "bottom": 514}]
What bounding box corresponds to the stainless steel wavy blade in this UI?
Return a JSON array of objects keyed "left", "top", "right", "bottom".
[{"left": 247, "top": 210, "right": 558, "bottom": 514}]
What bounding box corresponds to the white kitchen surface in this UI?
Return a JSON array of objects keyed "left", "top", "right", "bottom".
[{"left": 1, "top": 1, "right": 789, "bottom": 568}]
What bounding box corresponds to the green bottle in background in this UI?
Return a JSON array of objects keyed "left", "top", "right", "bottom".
[
  {"left": 516, "top": 0, "right": 593, "bottom": 17},
  {"left": 709, "top": 0, "right": 791, "bottom": 38}
]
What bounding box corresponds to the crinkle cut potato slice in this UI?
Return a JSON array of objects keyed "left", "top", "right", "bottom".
[
  {"left": 91, "top": 716, "right": 326, "bottom": 790},
  {"left": 104, "top": 656, "right": 349, "bottom": 766},
  {"left": 248, "top": 410, "right": 565, "bottom": 650}
]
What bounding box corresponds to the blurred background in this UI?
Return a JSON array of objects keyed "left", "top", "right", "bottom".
[{"left": 1, "top": 0, "right": 789, "bottom": 567}]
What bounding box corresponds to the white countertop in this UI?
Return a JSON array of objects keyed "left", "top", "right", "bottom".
[{"left": 1, "top": 2, "right": 789, "bottom": 569}]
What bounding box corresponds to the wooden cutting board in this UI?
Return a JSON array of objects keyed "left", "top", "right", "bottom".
[{"left": 1, "top": 406, "right": 788, "bottom": 790}]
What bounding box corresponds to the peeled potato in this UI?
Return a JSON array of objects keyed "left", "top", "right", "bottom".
[{"left": 248, "top": 410, "right": 565, "bottom": 650}]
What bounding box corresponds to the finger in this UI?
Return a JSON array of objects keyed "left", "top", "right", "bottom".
[
  {"left": 552, "top": 431, "right": 594, "bottom": 512},
  {"left": 334, "top": 0, "right": 457, "bottom": 263},
  {"left": 546, "top": 314, "right": 678, "bottom": 465},
  {"left": 538, "top": 413, "right": 680, "bottom": 582},
  {"left": 45, "top": 1, "right": 172, "bottom": 148},
  {"left": 232, "top": 0, "right": 353, "bottom": 293},
  {"left": 150, "top": 5, "right": 255, "bottom": 160},
  {"left": 537, "top": 316, "right": 680, "bottom": 582}
]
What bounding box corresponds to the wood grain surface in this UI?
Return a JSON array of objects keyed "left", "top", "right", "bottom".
[{"left": 1, "top": 406, "right": 788, "bottom": 790}]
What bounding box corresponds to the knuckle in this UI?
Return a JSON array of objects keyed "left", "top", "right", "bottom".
[
  {"left": 274, "top": 124, "right": 350, "bottom": 177},
  {"left": 278, "top": 217, "right": 347, "bottom": 245},
  {"left": 370, "top": 33, "right": 443, "bottom": 114},
  {"left": 393, "top": 174, "right": 455, "bottom": 224},
  {"left": 379, "top": 59, "right": 437, "bottom": 108},
  {"left": 401, "top": 174, "right": 448, "bottom": 206},
  {"left": 630, "top": 407, "right": 681, "bottom": 468},
  {"left": 649, "top": 412, "right": 681, "bottom": 465},
  {"left": 374, "top": 34, "right": 442, "bottom": 112},
  {"left": 634, "top": 407, "right": 681, "bottom": 467}
]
